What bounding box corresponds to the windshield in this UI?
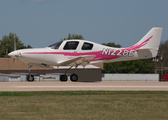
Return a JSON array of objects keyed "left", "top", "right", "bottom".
[{"left": 48, "top": 41, "right": 63, "bottom": 49}]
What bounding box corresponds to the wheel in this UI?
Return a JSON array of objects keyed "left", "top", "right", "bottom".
[
  {"left": 70, "top": 74, "right": 78, "bottom": 82},
  {"left": 27, "top": 75, "right": 34, "bottom": 82},
  {"left": 60, "top": 75, "right": 68, "bottom": 82}
]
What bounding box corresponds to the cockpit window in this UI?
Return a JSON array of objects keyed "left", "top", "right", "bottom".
[
  {"left": 48, "top": 41, "right": 63, "bottom": 49},
  {"left": 63, "top": 41, "right": 79, "bottom": 50},
  {"left": 82, "top": 42, "right": 93, "bottom": 50}
]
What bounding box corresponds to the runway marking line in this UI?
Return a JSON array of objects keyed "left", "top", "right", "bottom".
[{"left": 13, "top": 86, "right": 168, "bottom": 88}]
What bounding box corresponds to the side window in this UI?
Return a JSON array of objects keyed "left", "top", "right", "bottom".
[
  {"left": 63, "top": 41, "right": 79, "bottom": 50},
  {"left": 82, "top": 42, "right": 93, "bottom": 50}
]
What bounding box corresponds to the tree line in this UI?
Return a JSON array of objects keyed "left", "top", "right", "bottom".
[
  {"left": 0, "top": 33, "right": 31, "bottom": 57},
  {"left": 0, "top": 33, "right": 167, "bottom": 74}
]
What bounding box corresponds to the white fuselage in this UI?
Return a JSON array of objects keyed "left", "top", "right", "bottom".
[
  {"left": 8, "top": 39, "right": 157, "bottom": 67},
  {"left": 8, "top": 28, "right": 163, "bottom": 67}
]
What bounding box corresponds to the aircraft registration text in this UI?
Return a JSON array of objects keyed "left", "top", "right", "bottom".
[{"left": 102, "top": 48, "right": 135, "bottom": 57}]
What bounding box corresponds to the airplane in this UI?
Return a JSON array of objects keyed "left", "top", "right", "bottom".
[{"left": 8, "top": 27, "right": 163, "bottom": 82}]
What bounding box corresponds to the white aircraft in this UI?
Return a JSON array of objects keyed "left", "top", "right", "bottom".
[{"left": 8, "top": 27, "right": 162, "bottom": 82}]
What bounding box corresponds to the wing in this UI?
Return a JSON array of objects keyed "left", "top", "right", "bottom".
[{"left": 57, "top": 55, "right": 96, "bottom": 67}]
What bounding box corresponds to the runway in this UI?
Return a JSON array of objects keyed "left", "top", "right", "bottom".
[{"left": 0, "top": 81, "right": 168, "bottom": 91}]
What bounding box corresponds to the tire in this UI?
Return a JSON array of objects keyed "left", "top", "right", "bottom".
[
  {"left": 27, "top": 75, "right": 34, "bottom": 82},
  {"left": 70, "top": 74, "right": 78, "bottom": 82},
  {"left": 60, "top": 75, "right": 68, "bottom": 82}
]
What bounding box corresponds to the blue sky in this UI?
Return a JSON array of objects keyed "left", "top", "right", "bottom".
[{"left": 0, "top": 0, "right": 168, "bottom": 48}]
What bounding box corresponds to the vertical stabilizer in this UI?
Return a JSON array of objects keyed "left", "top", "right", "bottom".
[{"left": 132, "top": 27, "right": 162, "bottom": 50}]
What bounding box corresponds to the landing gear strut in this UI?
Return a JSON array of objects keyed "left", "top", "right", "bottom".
[{"left": 27, "top": 65, "right": 34, "bottom": 82}]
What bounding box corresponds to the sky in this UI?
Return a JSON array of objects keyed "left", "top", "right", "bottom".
[{"left": 0, "top": 0, "right": 168, "bottom": 48}]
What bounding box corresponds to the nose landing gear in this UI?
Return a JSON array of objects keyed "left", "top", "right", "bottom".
[
  {"left": 27, "top": 65, "right": 34, "bottom": 82},
  {"left": 27, "top": 75, "right": 34, "bottom": 82}
]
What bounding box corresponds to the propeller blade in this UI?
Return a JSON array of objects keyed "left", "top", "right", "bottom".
[
  {"left": 15, "top": 55, "right": 19, "bottom": 62},
  {"left": 17, "top": 57, "right": 19, "bottom": 62},
  {"left": 12, "top": 58, "right": 15, "bottom": 67}
]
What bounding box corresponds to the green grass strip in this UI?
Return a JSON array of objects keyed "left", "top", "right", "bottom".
[{"left": 0, "top": 91, "right": 168, "bottom": 96}]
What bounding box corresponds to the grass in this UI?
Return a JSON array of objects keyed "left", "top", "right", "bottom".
[{"left": 0, "top": 91, "right": 168, "bottom": 120}]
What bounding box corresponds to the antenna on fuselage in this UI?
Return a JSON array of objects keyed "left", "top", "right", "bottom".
[{"left": 14, "top": 34, "right": 16, "bottom": 51}]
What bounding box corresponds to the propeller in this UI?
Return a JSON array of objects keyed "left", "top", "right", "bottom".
[
  {"left": 12, "top": 58, "right": 15, "bottom": 67},
  {"left": 12, "top": 55, "right": 19, "bottom": 67}
]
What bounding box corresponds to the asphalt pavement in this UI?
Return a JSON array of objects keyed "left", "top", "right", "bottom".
[{"left": 0, "top": 81, "right": 168, "bottom": 91}]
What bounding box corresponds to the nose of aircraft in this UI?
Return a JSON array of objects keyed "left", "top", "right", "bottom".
[{"left": 8, "top": 51, "right": 18, "bottom": 58}]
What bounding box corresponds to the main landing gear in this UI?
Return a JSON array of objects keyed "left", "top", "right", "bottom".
[
  {"left": 60, "top": 66, "right": 78, "bottom": 82},
  {"left": 26, "top": 65, "right": 34, "bottom": 82},
  {"left": 60, "top": 74, "right": 78, "bottom": 82}
]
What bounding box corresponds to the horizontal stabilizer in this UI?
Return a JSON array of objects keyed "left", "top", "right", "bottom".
[{"left": 136, "top": 47, "right": 158, "bottom": 51}]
